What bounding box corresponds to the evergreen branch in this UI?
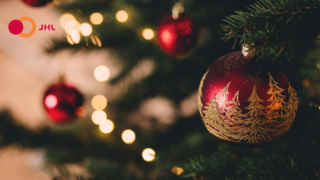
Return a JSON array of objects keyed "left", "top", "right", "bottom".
[
  {"left": 221, "top": 0, "right": 320, "bottom": 60},
  {"left": 182, "top": 155, "right": 320, "bottom": 180}
]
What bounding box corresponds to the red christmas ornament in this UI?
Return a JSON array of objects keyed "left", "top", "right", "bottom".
[
  {"left": 23, "top": 0, "right": 53, "bottom": 7},
  {"left": 198, "top": 51, "right": 298, "bottom": 148},
  {"left": 44, "top": 82, "right": 84, "bottom": 123},
  {"left": 157, "top": 15, "right": 197, "bottom": 55}
]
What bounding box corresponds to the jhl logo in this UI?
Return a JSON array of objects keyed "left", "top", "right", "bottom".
[{"left": 8, "top": 17, "right": 55, "bottom": 38}]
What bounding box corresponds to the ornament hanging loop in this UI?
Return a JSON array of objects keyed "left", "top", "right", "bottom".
[{"left": 172, "top": 1, "right": 185, "bottom": 19}]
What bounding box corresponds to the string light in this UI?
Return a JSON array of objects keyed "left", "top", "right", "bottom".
[
  {"left": 91, "top": 35, "right": 102, "bottom": 47},
  {"left": 64, "top": 20, "right": 80, "bottom": 34},
  {"left": 116, "top": 10, "right": 128, "bottom": 23},
  {"left": 142, "top": 148, "right": 155, "bottom": 162},
  {"left": 142, "top": 28, "right": 154, "bottom": 40},
  {"left": 91, "top": 95, "right": 107, "bottom": 110},
  {"left": 171, "top": 166, "right": 183, "bottom": 176},
  {"left": 91, "top": 110, "right": 107, "bottom": 125},
  {"left": 90, "top": 12, "right": 103, "bottom": 25},
  {"left": 60, "top": 13, "right": 76, "bottom": 29},
  {"left": 67, "top": 35, "right": 74, "bottom": 45},
  {"left": 94, "top": 65, "right": 110, "bottom": 82},
  {"left": 122, "top": 130, "right": 136, "bottom": 144},
  {"left": 99, "top": 119, "right": 114, "bottom": 133},
  {"left": 69, "top": 30, "right": 81, "bottom": 44},
  {"left": 86, "top": 35, "right": 102, "bottom": 47},
  {"left": 79, "top": 23, "right": 92, "bottom": 36}
]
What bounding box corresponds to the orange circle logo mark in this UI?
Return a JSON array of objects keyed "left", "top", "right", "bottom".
[{"left": 8, "top": 17, "right": 36, "bottom": 38}]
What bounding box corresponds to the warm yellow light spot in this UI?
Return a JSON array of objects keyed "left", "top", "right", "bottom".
[
  {"left": 52, "top": 0, "right": 60, "bottom": 5},
  {"left": 75, "top": 106, "right": 86, "bottom": 117},
  {"left": 122, "top": 129, "right": 135, "bottom": 144},
  {"left": 99, "top": 119, "right": 114, "bottom": 133},
  {"left": 116, "top": 10, "right": 128, "bottom": 23},
  {"left": 171, "top": 166, "right": 184, "bottom": 176},
  {"left": 67, "top": 35, "right": 74, "bottom": 45},
  {"left": 79, "top": 23, "right": 92, "bottom": 36},
  {"left": 69, "top": 30, "right": 81, "bottom": 44},
  {"left": 90, "top": 12, "right": 103, "bottom": 25},
  {"left": 94, "top": 65, "right": 110, "bottom": 82},
  {"left": 142, "top": 28, "right": 154, "bottom": 40},
  {"left": 91, "top": 110, "right": 107, "bottom": 125},
  {"left": 91, "top": 95, "right": 107, "bottom": 110},
  {"left": 60, "top": 13, "right": 76, "bottom": 29},
  {"left": 142, "top": 148, "right": 155, "bottom": 162},
  {"left": 91, "top": 35, "right": 102, "bottom": 47},
  {"left": 65, "top": 20, "right": 80, "bottom": 33}
]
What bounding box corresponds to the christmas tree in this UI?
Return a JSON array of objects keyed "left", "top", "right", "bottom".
[
  {"left": 266, "top": 72, "right": 286, "bottom": 117},
  {"left": 242, "top": 85, "right": 269, "bottom": 143},
  {"left": 1, "top": 0, "right": 320, "bottom": 179}
]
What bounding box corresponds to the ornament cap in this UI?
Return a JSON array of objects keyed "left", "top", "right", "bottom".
[
  {"left": 242, "top": 44, "right": 253, "bottom": 59},
  {"left": 172, "top": 2, "right": 185, "bottom": 19},
  {"left": 58, "top": 75, "right": 65, "bottom": 84}
]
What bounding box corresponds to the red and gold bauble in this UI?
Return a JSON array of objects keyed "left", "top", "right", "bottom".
[
  {"left": 198, "top": 51, "right": 298, "bottom": 148},
  {"left": 23, "top": 0, "right": 53, "bottom": 7},
  {"left": 157, "top": 15, "right": 197, "bottom": 55},
  {"left": 43, "top": 81, "right": 84, "bottom": 123}
]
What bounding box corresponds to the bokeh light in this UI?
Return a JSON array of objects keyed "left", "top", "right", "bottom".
[
  {"left": 90, "top": 12, "right": 103, "bottom": 25},
  {"left": 75, "top": 106, "right": 86, "bottom": 117},
  {"left": 94, "top": 65, "right": 110, "bottom": 82},
  {"left": 171, "top": 166, "right": 184, "bottom": 176},
  {"left": 60, "top": 13, "right": 76, "bottom": 29},
  {"left": 67, "top": 35, "right": 74, "bottom": 45},
  {"left": 86, "top": 35, "right": 102, "bottom": 47},
  {"left": 45, "top": 94, "right": 58, "bottom": 109},
  {"left": 116, "top": 10, "right": 128, "bottom": 23},
  {"left": 91, "top": 94, "right": 107, "bottom": 110},
  {"left": 122, "top": 129, "right": 135, "bottom": 144},
  {"left": 79, "top": 23, "right": 92, "bottom": 36},
  {"left": 142, "top": 148, "right": 155, "bottom": 162},
  {"left": 91, "top": 110, "right": 107, "bottom": 125},
  {"left": 99, "top": 119, "right": 114, "bottom": 133},
  {"left": 91, "top": 35, "right": 102, "bottom": 47},
  {"left": 69, "top": 30, "right": 81, "bottom": 44},
  {"left": 64, "top": 20, "right": 80, "bottom": 34},
  {"left": 142, "top": 28, "right": 154, "bottom": 40}
]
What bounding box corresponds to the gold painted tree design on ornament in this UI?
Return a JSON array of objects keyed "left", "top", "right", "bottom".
[{"left": 199, "top": 72, "right": 298, "bottom": 143}]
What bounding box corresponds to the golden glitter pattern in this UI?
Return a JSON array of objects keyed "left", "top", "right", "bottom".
[
  {"left": 198, "top": 70, "right": 208, "bottom": 121},
  {"left": 199, "top": 72, "right": 298, "bottom": 143}
]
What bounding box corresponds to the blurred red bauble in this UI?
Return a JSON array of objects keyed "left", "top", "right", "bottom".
[
  {"left": 157, "top": 15, "right": 197, "bottom": 55},
  {"left": 198, "top": 51, "right": 298, "bottom": 148},
  {"left": 23, "top": 0, "right": 53, "bottom": 7},
  {"left": 44, "top": 82, "right": 84, "bottom": 123}
]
